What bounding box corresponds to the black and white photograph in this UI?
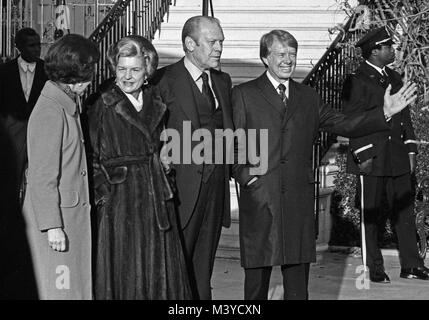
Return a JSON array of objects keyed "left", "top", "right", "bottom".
[{"left": 1, "top": 0, "right": 429, "bottom": 309}]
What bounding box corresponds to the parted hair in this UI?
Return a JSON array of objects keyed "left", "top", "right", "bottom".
[
  {"left": 44, "top": 34, "right": 99, "bottom": 84},
  {"left": 106, "top": 35, "right": 158, "bottom": 79},
  {"left": 259, "top": 30, "right": 298, "bottom": 67}
]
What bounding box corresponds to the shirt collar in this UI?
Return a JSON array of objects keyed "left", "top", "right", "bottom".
[
  {"left": 266, "top": 70, "right": 289, "bottom": 95},
  {"left": 184, "top": 56, "right": 211, "bottom": 81},
  {"left": 124, "top": 90, "right": 143, "bottom": 112},
  {"left": 365, "top": 60, "right": 386, "bottom": 76},
  {"left": 18, "top": 56, "right": 36, "bottom": 72}
]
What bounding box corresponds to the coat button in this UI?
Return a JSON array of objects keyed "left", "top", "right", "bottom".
[
  {"left": 388, "top": 136, "right": 392, "bottom": 140},
  {"left": 81, "top": 170, "right": 87, "bottom": 176},
  {"left": 82, "top": 202, "right": 87, "bottom": 207}
]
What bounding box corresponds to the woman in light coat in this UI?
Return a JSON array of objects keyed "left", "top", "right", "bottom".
[{"left": 23, "top": 34, "right": 99, "bottom": 299}]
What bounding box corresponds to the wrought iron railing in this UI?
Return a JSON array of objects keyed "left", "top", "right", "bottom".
[
  {"left": 303, "top": 12, "right": 366, "bottom": 239},
  {"left": 0, "top": 0, "right": 32, "bottom": 62},
  {"left": 202, "top": 0, "right": 214, "bottom": 17},
  {"left": 88, "top": 0, "right": 172, "bottom": 94}
]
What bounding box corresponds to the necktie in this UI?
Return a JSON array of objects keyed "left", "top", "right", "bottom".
[
  {"left": 21, "top": 63, "right": 30, "bottom": 101},
  {"left": 381, "top": 69, "right": 389, "bottom": 86},
  {"left": 278, "top": 83, "right": 288, "bottom": 107},
  {"left": 201, "top": 72, "right": 216, "bottom": 112}
]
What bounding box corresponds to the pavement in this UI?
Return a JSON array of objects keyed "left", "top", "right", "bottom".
[{"left": 211, "top": 247, "right": 429, "bottom": 300}]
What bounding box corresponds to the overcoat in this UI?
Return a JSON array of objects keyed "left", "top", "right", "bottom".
[
  {"left": 342, "top": 62, "right": 417, "bottom": 176},
  {"left": 232, "top": 73, "right": 390, "bottom": 268},
  {"left": 23, "top": 81, "right": 92, "bottom": 299},
  {"left": 85, "top": 81, "right": 192, "bottom": 300}
]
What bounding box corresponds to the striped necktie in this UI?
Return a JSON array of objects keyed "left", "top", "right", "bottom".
[{"left": 278, "top": 83, "right": 288, "bottom": 107}]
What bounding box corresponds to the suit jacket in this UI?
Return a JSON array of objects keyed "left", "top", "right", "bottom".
[
  {"left": 342, "top": 62, "right": 417, "bottom": 176},
  {"left": 0, "top": 58, "right": 48, "bottom": 183},
  {"left": 153, "top": 58, "right": 234, "bottom": 229},
  {"left": 232, "top": 72, "right": 390, "bottom": 268}
]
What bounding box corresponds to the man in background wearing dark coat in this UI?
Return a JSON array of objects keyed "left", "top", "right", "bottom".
[
  {"left": 154, "top": 16, "right": 234, "bottom": 300},
  {"left": 0, "top": 27, "right": 47, "bottom": 299},
  {"left": 0, "top": 27, "right": 48, "bottom": 198},
  {"left": 342, "top": 26, "right": 429, "bottom": 283},
  {"left": 232, "top": 29, "right": 417, "bottom": 300}
]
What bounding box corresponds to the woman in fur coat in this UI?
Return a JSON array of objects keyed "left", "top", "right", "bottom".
[{"left": 85, "top": 35, "right": 191, "bottom": 300}]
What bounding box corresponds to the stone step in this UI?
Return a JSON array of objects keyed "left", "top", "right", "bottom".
[
  {"left": 156, "top": 24, "right": 337, "bottom": 42},
  {"left": 154, "top": 42, "right": 330, "bottom": 60},
  {"left": 172, "top": 0, "right": 342, "bottom": 8},
  {"left": 166, "top": 7, "right": 346, "bottom": 25}
]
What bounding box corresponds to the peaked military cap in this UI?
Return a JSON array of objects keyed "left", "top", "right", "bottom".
[{"left": 355, "top": 26, "right": 394, "bottom": 52}]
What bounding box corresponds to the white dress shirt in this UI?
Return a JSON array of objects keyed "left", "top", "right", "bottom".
[
  {"left": 18, "top": 56, "right": 36, "bottom": 101},
  {"left": 365, "top": 60, "right": 387, "bottom": 76},
  {"left": 184, "top": 56, "right": 219, "bottom": 109},
  {"left": 118, "top": 84, "right": 143, "bottom": 112},
  {"left": 266, "top": 70, "right": 289, "bottom": 99}
]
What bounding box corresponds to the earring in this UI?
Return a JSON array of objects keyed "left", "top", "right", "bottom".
[{"left": 78, "top": 83, "right": 83, "bottom": 87}]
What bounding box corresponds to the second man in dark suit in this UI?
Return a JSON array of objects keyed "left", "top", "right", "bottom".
[{"left": 154, "top": 16, "right": 234, "bottom": 300}]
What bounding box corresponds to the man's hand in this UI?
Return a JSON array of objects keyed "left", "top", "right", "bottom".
[
  {"left": 47, "top": 228, "right": 66, "bottom": 252},
  {"left": 383, "top": 82, "right": 417, "bottom": 118},
  {"left": 409, "top": 153, "right": 416, "bottom": 174}
]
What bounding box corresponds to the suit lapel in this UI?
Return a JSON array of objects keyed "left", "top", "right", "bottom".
[
  {"left": 167, "top": 59, "right": 201, "bottom": 128},
  {"left": 211, "top": 72, "right": 233, "bottom": 130},
  {"left": 255, "top": 72, "right": 286, "bottom": 117},
  {"left": 358, "top": 62, "right": 389, "bottom": 90},
  {"left": 10, "top": 59, "right": 27, "bottom": 104},
  {"left": 28, "top": 60, "right": 46, "bottom": 104}
]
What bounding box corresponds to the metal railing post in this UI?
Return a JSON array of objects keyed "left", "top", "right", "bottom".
[{"left": 202, "top": 0, "right": 208, "bottom": 16}]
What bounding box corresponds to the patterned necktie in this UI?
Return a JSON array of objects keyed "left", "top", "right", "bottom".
[
  {"left": 201, "top": 72, "right": 216, "bottom": 112},
  {"left": 278, "top": 83, "right": 288, "bottom": 108}
]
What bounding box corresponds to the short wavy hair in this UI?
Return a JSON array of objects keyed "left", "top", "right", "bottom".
[
  {"left": 107, "top": 35, "right": 158, "bottom": 79},
  {"left": 260, "top": 30, "right": 298, "bottom": 68},
  {"left": 44, "top": 34, "right": 99, "bottom": 84}
]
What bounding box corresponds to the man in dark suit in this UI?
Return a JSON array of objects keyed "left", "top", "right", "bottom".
[
  {"left": 154, "top": 16, "right": 233, "bottom": 300},
  {"left": 0, "top": 27, "right": 48, "bottom": 197},
  {"left": 232, "top": 29, "right": 417, "bottom": 300},
  {"left": 0, "top": 27, "right": 47, "bottom": 299},
  {"left": 342, "top": 27, "right": 429, "bottom": 283}
]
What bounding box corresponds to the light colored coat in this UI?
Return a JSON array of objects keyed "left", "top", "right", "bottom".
[{"left": 23, "top": 80, "right": 92, "bottom": 299}]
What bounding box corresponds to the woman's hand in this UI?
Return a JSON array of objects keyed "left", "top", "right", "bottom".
[{"left": 47, "top": 228, "right": 67, "bottom": 252}]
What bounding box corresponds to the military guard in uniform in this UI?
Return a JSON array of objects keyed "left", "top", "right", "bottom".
[{"left": 342, "top": 26, "right": 429, "bottom": 283}]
